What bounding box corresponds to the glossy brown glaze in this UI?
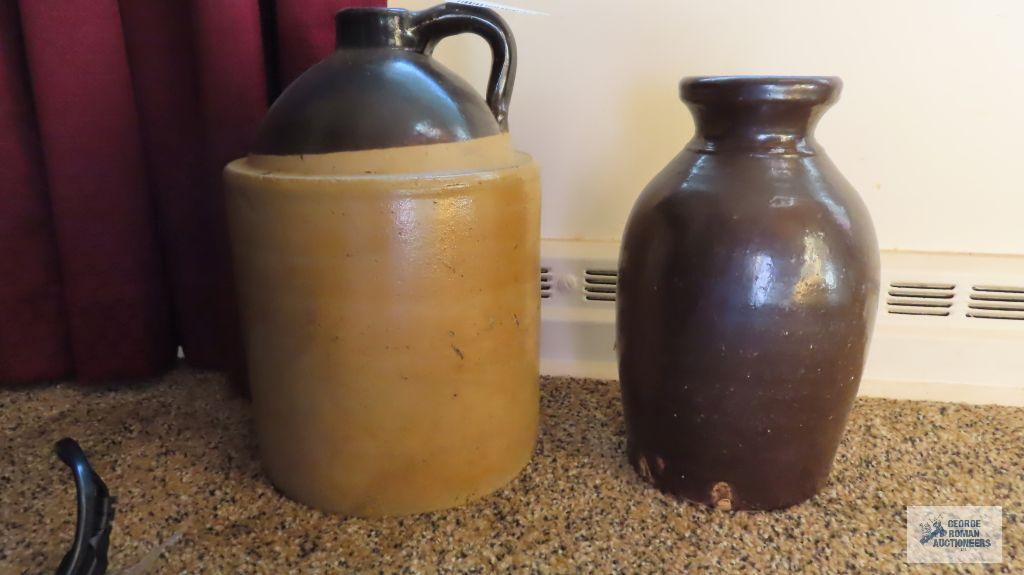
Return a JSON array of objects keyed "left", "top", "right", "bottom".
[
  {"left": 253, "top": 3, "right": 515, "bottom": 155},
  {"left": 617, "top": 76, "right": 880, "bottom": 511}
]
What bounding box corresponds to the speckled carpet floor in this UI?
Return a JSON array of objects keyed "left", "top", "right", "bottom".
[{"left": 1, "top": 369, "right": 1021, "bottom": 574}]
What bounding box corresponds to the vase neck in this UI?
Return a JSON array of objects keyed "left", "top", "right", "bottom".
[
  {"left": 687, "top": 102, "right": 827, "bottom": 155},
  {"left": 680, "top": 76, "right": 840, "bottom": 156}
]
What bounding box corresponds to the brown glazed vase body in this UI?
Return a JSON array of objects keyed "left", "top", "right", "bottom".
[
  {"left": 617, "top": 77, "right": 879, "bottom": 511},
  {"left": 224, "top": 4, "right": 539, "bottom": 517}
]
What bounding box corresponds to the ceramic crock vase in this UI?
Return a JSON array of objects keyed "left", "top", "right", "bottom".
[
  {"left": 224, "top": 3, "right": 540, "bottom": 517},
  {"left": 617, "top": 77, "right": 880, "bottom": 511}
]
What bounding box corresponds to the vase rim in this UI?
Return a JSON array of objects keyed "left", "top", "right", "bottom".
[{"left": 681, "top": 76, "right": 841, "bottom": 105}]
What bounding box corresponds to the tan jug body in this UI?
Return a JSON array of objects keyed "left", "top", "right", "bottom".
[{"left": 225, "top": 144, "right": 539, "bottom": 516}]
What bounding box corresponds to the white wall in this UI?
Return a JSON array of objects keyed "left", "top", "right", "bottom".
[{"left": 395, "top": 0, "right": 1024, "bottom": 255}]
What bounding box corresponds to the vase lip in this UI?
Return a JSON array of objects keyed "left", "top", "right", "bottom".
[{"left": 681, "top": 76, "right": 842, "bottom": 106}]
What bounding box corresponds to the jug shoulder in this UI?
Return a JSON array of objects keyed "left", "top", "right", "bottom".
[{"left": 253, "top": 49, "right": 500, "bottom": 155}]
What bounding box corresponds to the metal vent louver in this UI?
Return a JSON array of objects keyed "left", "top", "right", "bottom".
[
  {"left": 584, "top": 269, "right": 617, "bottom": 302},
  {"left": 967, "top": 285, "right": 1024, "bottom": 320},
  {"left": 541, "top": 267, "right": 552, "bottom": 299},
  {"left": 886, "top": 282, "right": 955, "bottom": 317}
]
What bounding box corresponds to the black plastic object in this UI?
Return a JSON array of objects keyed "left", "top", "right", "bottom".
[
  {"left": 55, "top": 438, "right": 113, "bottom": 575},
  {"left": 252, "top": 3, "right": 516, "bottom": 155}
]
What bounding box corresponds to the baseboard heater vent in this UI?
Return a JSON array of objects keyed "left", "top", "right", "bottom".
[
  {"left": 968, "top": 285, "right": 1024, "bottom": 321},
  {"left": 886, "top": 281, "right": 955, "bottom": 317},
  {"left": 584, "top": 269, "right": 617, "bottom": 302},
  {"left": 540, "top": 267, "right": 553, "bottom": 299}
]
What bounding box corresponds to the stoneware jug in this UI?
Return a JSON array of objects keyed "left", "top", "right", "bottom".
[
  {"left": 617, "top": 76, "right": 879, "bottom": 511},
  {"left": 224, "top": 3, "right": 540, "bottom": 517}
]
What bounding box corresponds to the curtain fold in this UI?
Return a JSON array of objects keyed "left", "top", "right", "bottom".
[
  {"left": 0, "top": 0, "right": 71, "bottom": 383},
  {"left": 188, "top": 0, "right": 268, "bottom": 377},
  {"left": 0, "top": 0, "right": 384, "bottom": 384},
  {"left": 119, "top": 1, "right": 211, "bottom": 370},
  {"left": 17, "top": 0, "right": 176, "bottom": 380}
]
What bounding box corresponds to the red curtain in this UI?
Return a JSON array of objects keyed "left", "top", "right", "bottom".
[{"left": 0, "top": 0, "right": 385, "bottom": 384}]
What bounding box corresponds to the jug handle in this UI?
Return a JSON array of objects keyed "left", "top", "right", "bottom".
[{"left": 410, "top": 3, "right": 517, "bottom": 131}]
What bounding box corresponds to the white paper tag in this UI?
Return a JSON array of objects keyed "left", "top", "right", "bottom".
[{"left": 907, "top": 506, "right": 1003, "bottom": 564}]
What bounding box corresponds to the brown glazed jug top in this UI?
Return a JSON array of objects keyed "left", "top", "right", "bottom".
[
  {"left": 252, "top": 3, "right": 516, "bottom": 156},
  {"left": 681, "top": 76, "right": 841, "bottom": 156}
]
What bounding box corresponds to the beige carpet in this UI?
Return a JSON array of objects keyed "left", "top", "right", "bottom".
[{"left": 1, "top": 370, "right": 1020, "bottom": 573}]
